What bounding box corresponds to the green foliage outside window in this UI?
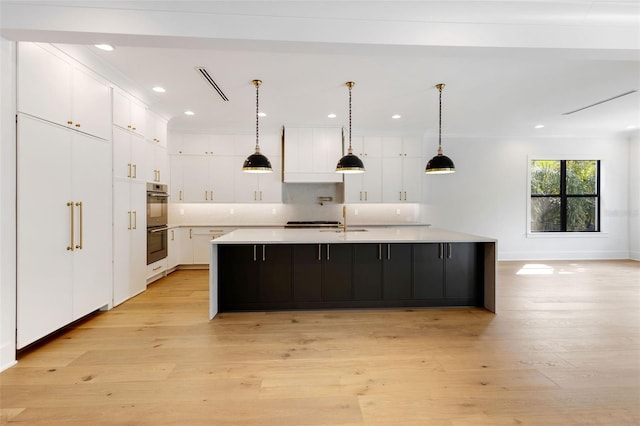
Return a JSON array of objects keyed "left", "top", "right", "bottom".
[{"left": 530, "top": 160, "right": 599, "bottom": 232}]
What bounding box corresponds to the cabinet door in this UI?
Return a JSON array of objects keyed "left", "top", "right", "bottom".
[
  {"left": 382, "top": 157, "right": 403, "bottom": 202},
  {"left": 218, "top": 245, "right": 260, "bottom": 308},
  {"left": 402, "top": 156, "right": 423, "bottom": 202},
  {"left": 260, "top": 245, "right": 292, "bottom": 303},
  {"left": 131, "top": 182, "right": 148, "bottom": 292},
  {"left": 178, "top": 228, "right": 194, "bottom": 264},
  {"left": 362, "top": 156, "right": 383, "bottom": 202},
  {"left": 18, "top": 43, "right": 71, "bottom": 128},
  {"left": 167, "top": 228, "right": 180, "bottom": 270},
  {"left": 193, "top": 232, "right": 213, "bottom": 264},
  {"left": 113, "top": 180, "right": 133, "bottom": 306},
  {"left": 257, "top": 156, "right": 282, "bottom": 203},
  {"left": 382, "top": 244, "right": 412, "bottom": 300},
  {"left": 343, "top": 173, "right": 364, "bottom": 203},
  {"left": 182, "top": 156, "right": 209, "bottom": 202},
  {"left": 154, "top": 145, "right": 168, "bottom": 184},
  {"left": 323, "top": 244, "right": 353, "bottom": 301},
  {"left": 413, "top": 244, "right": 445, "bottom": 299},
  {"left": 17, "top": 115, "right": 73, "bottom": 348},
  {"left": 445, "top": 243, "right": 481, "bottom": 303},
  {"left": 353, "top": 244, "right": 382, "bottom": 300},
  {"left": 210, "top": 156, "right": 235, "bottom": 202},
  {"left": 129, "top": 99, "right": 147, "bottom": 137},
  {"left": 170, "top": 156, "right": 184, "bottom": 201},
  {"left": 292, "top": 245, "right": 323, "bottom": 302},
  {"left": 71, "top": 66, "right": 110, "bottom": 140},
  {"left": 234, "top": 164, "right": 259, "bottom": 203}
]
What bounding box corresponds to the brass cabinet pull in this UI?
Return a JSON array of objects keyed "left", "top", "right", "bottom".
[
  {"left": 189, "top": 228, "right": 192, "bottom": 239},
  {"left": 171, "top": 230, "right": 175, "bottom": 241},
  {"left": 132, "top": 211, "right": 137, "bottom": 230},
  {"left": 359, "top": 192, "right": 362, "bottom": 201},
  {"left": 210, "top": 191, "right": 214, "bottom": 200},
  {"left": 127, "top": 125, "right": 132, "bottom": 129},
  {"left": 399, "top": 191, "right": 402, "bottom": 201},
  {"left": 153, "top": 265, "right": 162, "bottom": 271},
  {"left": 67, "top": 120, "right": 73, "bottom": 125},
  {"left": 254, "top": 191, "right": 257, "bottom": 201},
  {"left": 365, "top": 191, "right": 368, "bottom": 201},
  {"left": 127, "top": 163, "right": 132, "bottom": 178},
  {"left": 75, "top": 202, "right": 83, "bottom": 249},
  {"left": 404, "top": 191, "right": 407, "bottom": 201},
  {"left": 67, "top": 202, "right": 74, "bottom": 251},
  {"left": 205, "top": 191, "right": 208, "bottom": 201},
  {"left": 259, "top": 191, "right": 263, "bottom": 201},
  {"left": 132, "top": 164, "right": 137, "bottom": 178},
  {"left": 75, "top": 123, "right": 80, "bottom": 128},
  {"left": 128, "top": 211, "right": 132, "bottom": 230},
  {"left": 179, "top": 190, "right": 183, "bottom": 201}
]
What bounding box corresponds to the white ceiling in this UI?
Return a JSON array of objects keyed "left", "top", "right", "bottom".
[{"left": 2, "top": 1, "right": 639, "bottom": 139}]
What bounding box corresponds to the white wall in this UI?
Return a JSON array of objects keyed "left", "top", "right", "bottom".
[
  {"left": 422, "top": 136, "right": 631, "bottom": 260},
  {"left": 629, "top": 131, "right": 640, "bottom": 261},
  {"left": 0, "top": 38, "right": 17, "bottom": 371}
]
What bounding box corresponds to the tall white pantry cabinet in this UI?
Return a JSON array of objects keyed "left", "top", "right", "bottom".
[{"left": 16, "top": 43, "right": 113, "bottom": 348}]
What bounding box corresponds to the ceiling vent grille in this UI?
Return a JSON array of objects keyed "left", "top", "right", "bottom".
[
  {"left": 562, "top": 89, "right": 637, "bottom": 115},
  {"left": 196, "top": 67, "right": 229, "bottom": 101}
]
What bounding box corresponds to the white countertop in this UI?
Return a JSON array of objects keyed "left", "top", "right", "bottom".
[{"left": 211, "top": 227, "right": 496, "bottom": 244}]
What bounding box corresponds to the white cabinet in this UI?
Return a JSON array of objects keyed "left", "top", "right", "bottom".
[
  {"left": 17, "top": 114, "right": 112, "bottom": 348},
  {"left": 113, "top": 87, "right": 147, "bottom": 138},
  {"left": 344, "top": 136, "right": 383, "bottom": 203},
  {"left": 381, "top": 136, "right": 423, "bottom": 203},
  {"left": 167, "top": 227, "right": 181, "bottom": 270},
  {"left": 178, "top": 227, "right": 195, "bottom": 265},
  {"left": 170, "top": 155, "right": 185, "bottom": 201},
  {"left": 17, "top": 42, "right": 111, "bottom": 140},
  {"left": 113, "top": 179, "right": 147, "bottom": 306},
  {"left": 173, "top": 133, "right": 236, "bottom": 156},
  {"left": 234, "top": 156, "right": 282, "bottom": 203},
  {"left": 178, "top": 227, "right": 232, "bottom": 265},
  {"left": 284, "top": 127, "right": 343, "bottom": 183},
  {"left": 180, "top": 155, "right": 236, "bottom": 202},
  {"left": 145, "top": 141, "right": 168, "bottom": 184},
  {"left": 146, "top": 110, "right": 168, "bottom": 147},
  {"left": 113, "top": 125, "right": 147, "bottom": 181}
]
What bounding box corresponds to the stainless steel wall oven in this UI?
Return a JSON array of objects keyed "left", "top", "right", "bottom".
[{"left": 147, "top": 183, "right": 169, "bottom": 265}]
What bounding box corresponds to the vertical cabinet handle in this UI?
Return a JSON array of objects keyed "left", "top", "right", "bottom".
[
  {"left": 365, "top": 192, "right": 368, "bottom": 201},
  {"left": 132, "top": 211, "right": 137, "bottom": 230},
  {"left": 359, "top": 192, "right": 363, "bottom": 201},
  {"left": 67, "top": 202, "right": 74, "bottom": 251},
  {"left": 128, "top": 211, "right": 132, "bottom": 230},
  {"left": 127, "top": 163, "right": 132, "bottom": 178},
  {"left": 447, "top": 243, "right": 452, "bottom": 259},
  {"left": 205, "top": 191, "right": 208, "bottom": 201},
  {"left": 378, "top": 243, "right": 382, "bottom": 260},
  {"left": 133, "top": 164, "right": 137, "bottom": 178},
  {"left": 317, "top": 244, "right": 321, "bottom": 261},
  {"left": 253, "top": 245, "right": 257, "bottom": 261},
  {"left": 399, "top": 191, "right": 402, "bottom": 201},
  {"left": 179, "top": 190, "right": 183, "bottom": 201},
  {"left": 404, "top": 191, "right": 407, "bottom": 201},
  {"left": 75, "top": 202, "right": 83, "bottom": 249},
  {"left": 189, "top": 228, "right": 192, "bottom": 239},
  {"left": 439, "top": 243, "right": 443, "bottom": 259},
  {"left": 326, "top": 244, "right": 330, "bottom": 261},
  {"left": 262, "top": 245, "right": 266, "bottom": 262},
  {"left": 171, "top": 230, "right": 175, "bottom": 241},
  {"left": 387, "top": 244, "right": 391, "bottom": 260},
  {"left": 259, "top": 191, "right": 263, "bottom": 201}
]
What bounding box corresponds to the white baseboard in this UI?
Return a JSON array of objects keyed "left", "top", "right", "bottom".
[{"left": 1, "top": 341, "right": 16, "bottom": 372}]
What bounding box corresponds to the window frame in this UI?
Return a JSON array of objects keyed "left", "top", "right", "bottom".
[{"left": 527, "top": 157, "right": 602, "bottom": 235}]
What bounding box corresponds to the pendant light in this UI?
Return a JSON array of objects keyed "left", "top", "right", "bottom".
[
  {"left": 242, "top": 79, "right": 273, "bottom": 173},
  {"left": 336, "top": 81, "right": 365, "bottom": 173},
  {"left": 425, "top": 83, "right": 455, "bottom": 174}
]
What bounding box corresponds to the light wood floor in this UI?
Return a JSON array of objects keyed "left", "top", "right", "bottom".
[{"left": 2, "top": 260, "right": 639, "bottom": 425}]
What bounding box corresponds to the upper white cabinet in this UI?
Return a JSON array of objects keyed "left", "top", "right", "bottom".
[
  {"left": 344, "top": 136, "right": 383, "bottom": 203},
  {"left": 381, "top": 136, "right": 424, "bottom": 202},
  {"left": 283, "top": 127, "right": 343, "bottom": 183},
  {"left": 113, "top": 126, "right": 147, "bottom": 181},
  {"left": 235, "top": 156, "right": 282, "bottom": 203},
  {"left": 113, "top": 87, "right": 147, "bottom": 138},
  {"left": 146, "top": 110, "right": 168, "bottom": 147},
  {"left": 17, "top": 42, "right": 111, "bottom": 140},
  {"left": 17, "top": 114, "right": 112, "bottom": 348},
  {"left": 145, "top": 141, "right": 168, "bottom": 184}
]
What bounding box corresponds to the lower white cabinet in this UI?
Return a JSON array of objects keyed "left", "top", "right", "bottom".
[
  {"left": 17, "top": 114, "right": 112, "bottom": 348},
  {"left": 167, "top": 227, "right": 181, "bottom": 270},
  {"left": 113, "top": 179, "right": 147, "bottom": 306},
  {"left": 147, "top": 258, "right": 168, "bottom": 280},
  {"left": 178, "top": 227, "right": 233, "bottom": 265}
]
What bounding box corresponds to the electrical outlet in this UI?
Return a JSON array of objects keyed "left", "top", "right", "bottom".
[
  {"left": 179, "top": 209, "right": 185, "bottom": 216},
  {"left": 396, "top": 208, "right": 401, "bottom": 215},
  {"left": 272, "top": 208, "right": 276, "bottom": 215},
  {"left": 354, "top": 209, "right": 359, "bottom": 216},
  {"left": 229, "top": 208, "right": 235, "bottom": 215}
]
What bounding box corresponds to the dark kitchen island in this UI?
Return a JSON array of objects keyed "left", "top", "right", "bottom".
[{"left": 209, "top": 227, "right": 497, "bottom": 319}]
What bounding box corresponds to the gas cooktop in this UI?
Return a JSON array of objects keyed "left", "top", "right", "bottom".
[{"left": 285, "top": 221, "right": 341, "bottom": 228}]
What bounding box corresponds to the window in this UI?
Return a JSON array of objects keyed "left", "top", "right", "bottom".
[{"left": 530, "top": 160, "right": 600, "bottom": 232}]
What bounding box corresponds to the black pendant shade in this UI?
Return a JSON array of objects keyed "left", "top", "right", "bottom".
[
  {"left": 425, "top": 83, "right": 455, "bottom": 174},
  {"left": 243, "top": 79, "right": 273, "bottom": 173},
  {"left": 336, "top": 81, "right": 365, "bottom": 174}
]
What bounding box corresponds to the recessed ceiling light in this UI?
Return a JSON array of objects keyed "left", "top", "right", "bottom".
[
  {"left": 327, "top": 113, "right": 337, "bottom": 118},
  {"left": 626, "top": 125, "right": 637, "bottom": 130},
  {"left": 258, "top": 112, "right": 267, "bottom": 117},
  {"left": 184, "top": 110, "right": 195, "bottom": 116},
  {"left": 152, "top": 86, "right": 166, "bottom": 93},
  {"left": 392, "top": 114, "right": 401, "bottom": 119},
  {"left": 534, "top": 124, "right": 545, "bottom": 129},
  {"left": 94, "top": 44, "right": 114, "bottom": 51}
]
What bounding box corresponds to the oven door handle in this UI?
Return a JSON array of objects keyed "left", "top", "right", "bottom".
[
  {"left": 148, "top": 193, "right": 170, "bottom": 198},
  {"left": 149, "top": 227, "right": 169, "bottom": 233}
]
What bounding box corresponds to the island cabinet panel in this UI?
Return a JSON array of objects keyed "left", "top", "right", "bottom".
[
  {"left": 292, "top": 245, "right": 323, "bottom": 302},
  {"left": 259, "top": 245, "right": 293, "bottom": 303},
  {"left": 413, "top": 243, "right": 483, "bottom": 306},
  {"left": 218, "top": 245, "right": 260, "bottom": 309},
  {"left": 382, "top": 244, "right": 413, "bottom": 300},
  {"left": 322, "top": 244, "right": 353, "bottom": 301},
  {"left": 352, "top": 244, "right": 383, "bottom": 301}
]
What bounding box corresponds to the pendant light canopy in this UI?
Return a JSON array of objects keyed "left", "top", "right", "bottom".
[
  {"left": 425, "top": 83, "right": 455, "bottom": 174},
  {"left": 336, "top": 81, "right": 365, "bottom": 174},
  {"left": 243, "top": 79, "right": 273, "bottom": 173}
]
